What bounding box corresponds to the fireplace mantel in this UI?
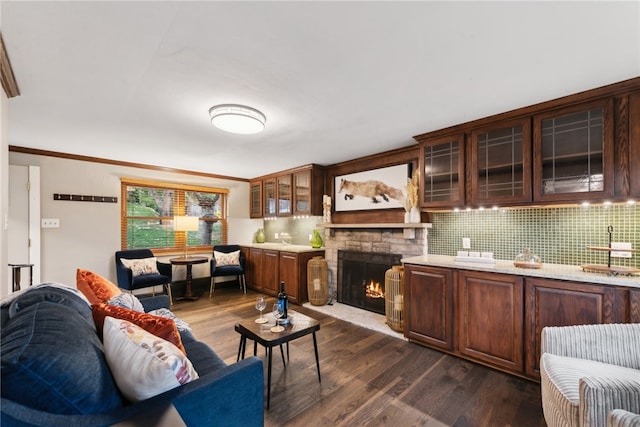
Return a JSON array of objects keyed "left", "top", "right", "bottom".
[{"left": 318, "top": 222, "right": 432, "bottom": 239}]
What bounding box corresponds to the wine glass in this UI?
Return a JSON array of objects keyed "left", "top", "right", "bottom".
[
  {"left": 270, "top": 303, "right": 285, "bottom": 333},
  {"left": 255, "top": 296, "right": 267, "bottom": 324}
]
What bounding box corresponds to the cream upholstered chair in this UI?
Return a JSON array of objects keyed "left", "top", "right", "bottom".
[
  {"left": 608, "top": 409, "right": 640, "bottom": 427},
  {"left": 540, "top": 323, "right": 640, "bottom": 427}
]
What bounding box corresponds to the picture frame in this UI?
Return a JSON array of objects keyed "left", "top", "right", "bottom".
[{"left": 334, "top": 164, "right": 409, "bottom": 212}]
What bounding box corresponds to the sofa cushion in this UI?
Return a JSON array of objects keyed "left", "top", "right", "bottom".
[
  {"left": 182, "top": 337, "right": 227, "bottom": 377},
  {"left": 92, "top": 303, "right": 186, "bottom": 354},
  {"left": 77, "top": 268, "right": 122, "bottom": 304},
  {"left": 107, "top": 292, "right": 145, "bottom": 312},
  {"left": 1, "top": 290, "right": 123, "bottom": 415},
  {"left": 102, "top": 316, "right": 198, "bottom": 403},
  {"left": 120, "top": 257, "right": 160, "bottom": 277},
  {"left": 541, "top": 353, "right": 640, "bottom": 426}
]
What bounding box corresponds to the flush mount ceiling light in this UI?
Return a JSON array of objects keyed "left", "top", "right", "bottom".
[{"left": 209, "top": 104, "right": 266, "bottom": 134}]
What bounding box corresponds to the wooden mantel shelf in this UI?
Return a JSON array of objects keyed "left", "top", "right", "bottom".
[{"left": 317, "top": 222, "right": 432, "bottom": 239}]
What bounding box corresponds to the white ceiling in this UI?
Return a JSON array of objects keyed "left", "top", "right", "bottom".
[{"left": 2, "top": 1, "right": 639, "bottom": 179}]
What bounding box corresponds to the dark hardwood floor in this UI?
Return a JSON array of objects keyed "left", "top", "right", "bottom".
[{"left": 170, "top": 284, "right": 547, "bottom": 427}]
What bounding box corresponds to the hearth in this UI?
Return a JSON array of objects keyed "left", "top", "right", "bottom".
[{"left": 337, "top": 250, "right": 402, "bottom": 315}]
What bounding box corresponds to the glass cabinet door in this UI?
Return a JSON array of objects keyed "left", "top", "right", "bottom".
[
  {"left": 471, "top": 119, "right": 531, "bottom": 205},
  {"left": 277, "top": 174, "right": 292, "bottom": 216},
  {"left": 293, "top": 170, "right": 311, "bottom": 215},
  {"left": 533, "top": 99, "right": 613, "bottom": 202},
  {"left": 419, "top": 134, "right": 465, "bottom": 208},
  {"left": 263, "top": 178, "right": 276, "bottom": 217},
  {"left": 249, "top": 181, "right": 262, "bottom": 218}
]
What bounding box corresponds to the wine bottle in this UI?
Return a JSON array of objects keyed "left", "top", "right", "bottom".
[{"left": 277, "top": 281, "right": 288, "bottom": 319}]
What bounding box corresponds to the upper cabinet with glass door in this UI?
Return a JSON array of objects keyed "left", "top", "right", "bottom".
[
  {"left": 249, "top": 180, "right": 262, "bottom": 218},
  {"left": 470, "top": 118, "right": 532, "bottom": 205},
  {"left": 263, "top": 178, "right": 277, "bottom": 217},
  {"left": 419, "top": 134, "right": 465, "bottom": 208},
  {"left": 533, "top": 99, "right": 614, "bottom": 202},
  {"left": 277, "top": 174, "right": 292, "bottom": 216}
]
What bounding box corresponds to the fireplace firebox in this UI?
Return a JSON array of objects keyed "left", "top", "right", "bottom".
[{"left": 337, "top": 250, "right": 402, "bottom": 315}]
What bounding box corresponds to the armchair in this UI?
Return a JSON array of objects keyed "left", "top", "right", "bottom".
[
  {"left": 540, "top": 323, "right": 640, "bottom": 427},
  {"left": 115, "top": 249, "right": 173, "bottom": 304},
  {"left": 210, "top": 245, "right": 246, "bottom": 298}
]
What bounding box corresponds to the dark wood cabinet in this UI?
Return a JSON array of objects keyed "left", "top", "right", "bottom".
[
  {"left": 524, "top": 277, "right": 622, "bottom": 379},
  {"left": 251, "top": 164, "right": 325, "bottom": 218},
  {"left": 418, "top": 134, "right": 465, "bottom": 209},
  {"left": 244, "top": 246, "right": 323, "bottom": 303},
  {"left": 247, "top": 247, "right": 264, "bottom": 292},
  {"left": 263, "top": 178, "right": 277, "bottom": 217},
  {"left": 404, "top": 264, "right": 454, "bottom": 351},
  {"left": 249, "top": 180, "right": 262, "bottom": 218},
  {"left": 457, "top": 271, "right": 523, "bottom": 373},
  {"left": 470, "top": 118, "right": 532, "bottom": 205},
  {"left": 263, "top": 250, "right": 280, "bottom": 294},
  {"left": 278, "top": 251, "right": 323, "bottom": 304},
  {"left": 630, "top": 289, "right": 640, "bottom": 323},
  {"left": 533, "top": 99, "right": 615, "bottom": 202}
]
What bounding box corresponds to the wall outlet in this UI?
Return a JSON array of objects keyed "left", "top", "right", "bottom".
[
  {"left": 462, "top": 237, "right": 471, "bottom": 249},
  {"left": 41, "top": 218, "right": 60, "bottom": 228}
]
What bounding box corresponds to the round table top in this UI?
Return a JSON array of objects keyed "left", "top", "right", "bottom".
[{"left": 169, "top": 256, "right": 208, "bottom": 265}]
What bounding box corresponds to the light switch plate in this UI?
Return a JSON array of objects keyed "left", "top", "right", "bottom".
[{"left": 462, "top": 237, "right": 471, "bottom": 249}]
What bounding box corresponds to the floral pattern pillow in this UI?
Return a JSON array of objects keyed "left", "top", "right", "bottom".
[
  {"left": 120, "top": 257, "right": 159, "bottom": 277},
  {"left": 214, "top": 250, "right": 240, "bottom": 266},
  {"left": 102, "top": 316, "right": 198, "bottom": 402}
]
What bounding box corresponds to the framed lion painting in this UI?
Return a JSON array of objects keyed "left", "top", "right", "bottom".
[{"left": 334, "top": 164, "right": 409, "bottom": 212}]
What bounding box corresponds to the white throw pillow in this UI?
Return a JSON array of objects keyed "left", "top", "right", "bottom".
[
  {"left": 102, "top": 316, "right": 199, "bottom": 402},
  {"left": 214, "top": 250, "right": 240, "bottom": 266},
  {"left": 120, "top": 257, "right": 159, "bottom": 277}
]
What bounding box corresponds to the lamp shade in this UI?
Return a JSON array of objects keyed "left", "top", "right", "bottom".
[
  {"left": 209, "top": 104, "right": 266, "bottom": 134},
  {"left": 174, "top": 216, "right": 199, "bottom": 232}
]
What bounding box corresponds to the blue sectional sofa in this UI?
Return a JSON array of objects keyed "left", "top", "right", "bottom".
[{"left": 1, "top": 285, "right": 264, "bottom": 426}]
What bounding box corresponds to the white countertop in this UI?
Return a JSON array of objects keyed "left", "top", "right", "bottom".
[
  {"left": 241, "top": 243, "right": 325, "bottom": 253},
  {"left": 402, "top": 254, "right": 640, "bottom": 288}
]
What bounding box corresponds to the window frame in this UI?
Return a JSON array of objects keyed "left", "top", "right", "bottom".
[{"left": 121, "top": 178, "right": 228, "bottom": 255}]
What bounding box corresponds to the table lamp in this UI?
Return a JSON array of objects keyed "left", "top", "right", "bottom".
[{"left": 174, "top": 215, "right": 199, "bottom": 258}]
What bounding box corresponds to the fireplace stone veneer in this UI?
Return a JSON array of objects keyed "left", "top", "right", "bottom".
[{"left": 320, "top": 225, "right": 428, "bottom": 303}]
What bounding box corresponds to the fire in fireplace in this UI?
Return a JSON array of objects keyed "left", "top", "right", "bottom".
[{"left": 337, "top": 250, "right": 402, "bottom": 315}]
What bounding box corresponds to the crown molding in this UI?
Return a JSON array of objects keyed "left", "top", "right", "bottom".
[{"left": 1, "top": 33, "right": 20, "bottom": 98}]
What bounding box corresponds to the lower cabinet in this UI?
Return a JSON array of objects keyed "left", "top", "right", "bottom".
[
  {"left": 404, "top": 263, "right": 632, "bottom": 380},
  {"left": 457, "top": 271, "right": 523, "bottom": 373},
  {"left": 243, "top": 246, "right": 324, "bottom": 304},
  {"left": 524, "top": 277, "right": 623, "bottom": 379},
  {"left": 404, "top": 264, "right": 454, "bottom": 351}
]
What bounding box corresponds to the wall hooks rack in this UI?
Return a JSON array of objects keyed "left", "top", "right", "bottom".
[{"left": 53, "top": 194, "right": 118, "bottom": 203}]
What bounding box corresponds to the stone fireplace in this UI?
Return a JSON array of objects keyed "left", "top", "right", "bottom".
[
  {"left": 321, "top": 224, "right": 429, "bottom": 305},
  {"left": 337, "top": 250, "right": 402, "bottom": 314}
]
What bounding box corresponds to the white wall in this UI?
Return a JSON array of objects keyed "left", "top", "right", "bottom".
[
  {"left": 1, "top": 88, "right": 9, "bottom": 297},
  {"left": 8, "top": 151, "right": 262, "bottom": 287}
]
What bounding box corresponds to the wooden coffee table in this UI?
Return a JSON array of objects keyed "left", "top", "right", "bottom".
[{"left": 235, "top": 311, "right": 321, "bottom": 409}]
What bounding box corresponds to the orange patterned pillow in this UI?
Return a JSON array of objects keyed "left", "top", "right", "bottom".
[
  {"left": 92, "top": 303, "right": 186, "bottom": 355},
  {"left": 76, "top": 268, "right": 122, "bottom": 304},
  {"left": 77, "top": 269, "right": 122, "bottom": 305}
]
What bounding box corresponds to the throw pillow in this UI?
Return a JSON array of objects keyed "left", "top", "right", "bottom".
[
  {"left": 120, "top": 257, "right": 160, "bottom": 277},
  {"left": 77, "top": 269, "right": 122, "bottom": 305},
  {"left": 92, "top": 303, "right": 186, "bottom": 355},
  {"left": 102, "top": 316, "right": 198, "bottom": 403},
  {"left": 107, "top": 292, "right": 145, "bottom": 312},
  {"left": 214, "top": 250, "right": 240, "bottom": 266}
]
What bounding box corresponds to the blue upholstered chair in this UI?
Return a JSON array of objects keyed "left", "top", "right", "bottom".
[
  {"left": 210, "top": 245, "right": 246, "bottom": 297},
  {"left": 114, "top": 249, "right": 173, "bottom": 304}
]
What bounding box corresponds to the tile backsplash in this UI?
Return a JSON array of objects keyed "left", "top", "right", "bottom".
[
  {"left": 263, "top": 217, "right": 323, "bottom": 246},
  {"left": 428, "top": 204, "right": 639, "bottom": 267}
]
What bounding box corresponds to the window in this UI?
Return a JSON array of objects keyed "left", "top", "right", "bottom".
[{"left": 121, "top": 178, "right": 228, "bottom": 254}]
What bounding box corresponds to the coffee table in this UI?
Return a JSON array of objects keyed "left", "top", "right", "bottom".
[{"left": 235, "top": 311, "right": 321, "bottom": 409}]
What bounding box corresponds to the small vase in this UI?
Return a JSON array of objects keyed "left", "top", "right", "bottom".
[
  {"left": 310, "top": 229, "right": 323, "bottom": 248},
  {"left": 410, "top": 207, "right": 421, "bottom": 223},
  {"left": 255, "top": 228, "right": 266, "bottom": 243},
  {"left": 404, "top": 211, "right": 411, "bottom": 224}
]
